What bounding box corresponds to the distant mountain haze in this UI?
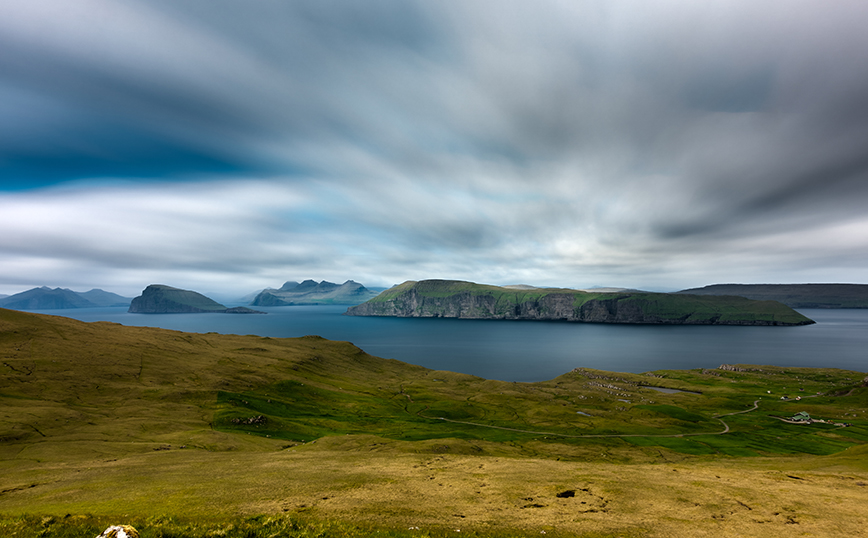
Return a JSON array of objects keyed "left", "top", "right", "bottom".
[
  {"left": 250, "top": 279, "right": 380, "bottom": 306},
  {"left": 0, "top": 287, "right": 132, "bottom": 309}
]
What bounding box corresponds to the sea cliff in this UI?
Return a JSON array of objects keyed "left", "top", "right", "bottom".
[{"left": 345, "top": 280, "right": 815, "bottom": 326}]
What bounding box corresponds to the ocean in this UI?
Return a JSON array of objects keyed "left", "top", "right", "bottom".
[{"left": 31, "top": 306, "right": 868, "bottom": 382}]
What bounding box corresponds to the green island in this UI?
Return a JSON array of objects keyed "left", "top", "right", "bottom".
[
  {"left": 1, "top": 308, "right": 866, "bottom": 537},
  {"left": 128, "top": 284, "right": 263, "bottom": 314},
  {"left": 346, "top": 280, "right": 815, "bottom": 326}
]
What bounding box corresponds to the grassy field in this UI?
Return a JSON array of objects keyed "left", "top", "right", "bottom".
[{"left": 1, "top": 308, "right": 866, "bottom": 537}]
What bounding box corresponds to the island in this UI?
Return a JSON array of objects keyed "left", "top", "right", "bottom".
[
  {"left": 677, "top": 283, "right": 868, "bottom": 308},
  {"left": 129, "top": 284, "right": 265, "bottom": 314},
  {"left": 345, "top": 279, "right": 815, "bottom": 325}
]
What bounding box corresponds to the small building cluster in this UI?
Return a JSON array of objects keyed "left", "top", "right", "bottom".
[{"left": 788, "top": 411, "right": 851, "bottom": 427}]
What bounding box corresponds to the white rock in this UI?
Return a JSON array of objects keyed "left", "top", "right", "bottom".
[{"left": 96, "top": 525, "right": 140, "bottom": 538}]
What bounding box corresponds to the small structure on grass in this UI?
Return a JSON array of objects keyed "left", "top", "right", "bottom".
[{"left": 791, "top": 411, "right": 812, "bottom": 423}]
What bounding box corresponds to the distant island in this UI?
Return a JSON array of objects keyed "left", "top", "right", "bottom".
[
  {"left": 129, "top": 284, "right": 264, "bottom": 314},
  {"left": 677, "top": 283, "right": 868, "bottom": 308},
  {"left": 0, "top": 286, "right": 132, "bottom": 310},
  {"left": 250, "top": 279, "right": 381, "bottom": 306},
  {"left": 346, "top": 280, "right": 815, "bottom": 326}
]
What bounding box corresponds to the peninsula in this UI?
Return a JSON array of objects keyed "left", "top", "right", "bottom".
[{"left": 346, "top": 280, "right": 815, "bottom": 325}]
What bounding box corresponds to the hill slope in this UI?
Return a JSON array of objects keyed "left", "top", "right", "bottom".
[
  {"left": 678, "top": 283, "right": 868, "bottom": 308},
  {"left": 346, "top": 280, "right": 815, "bottom": 326},
  {"left": 1, "top": 308, "right": 866, "bottom": 536}
]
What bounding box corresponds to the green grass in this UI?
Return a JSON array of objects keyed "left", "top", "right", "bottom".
[
  {"left": 0, "top": 513, "right": 530, "bottom": 538},
  {"left": 2, "top": 308, "right": 867, "bottom": 537}
]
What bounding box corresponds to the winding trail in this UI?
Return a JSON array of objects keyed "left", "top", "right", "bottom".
[{"left": 416, "top": 399, "right": 762, "bottom": 440}]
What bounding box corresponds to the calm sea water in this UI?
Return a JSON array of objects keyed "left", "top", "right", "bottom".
[{"left": 32, "top": 306, "right": 868, "bottom": 382}]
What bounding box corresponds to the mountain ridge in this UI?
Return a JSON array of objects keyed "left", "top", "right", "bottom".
[
  {"left": 0, "top": 286, "right": 132, "bottom": 309},
  {"left": 251, "top": 279, "right": 380, "bottom": 306}
]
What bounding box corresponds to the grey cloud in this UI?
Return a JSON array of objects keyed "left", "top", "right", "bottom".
[{"left": 1, "top": 1, "right": 868, "bottom": 293}]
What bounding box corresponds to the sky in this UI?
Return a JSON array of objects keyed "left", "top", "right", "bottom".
[{"left": 2, "top": 0, "right": 868, "bottom": 298}]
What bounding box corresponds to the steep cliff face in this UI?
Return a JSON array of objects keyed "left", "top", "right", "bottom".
[{"left": 345, "top": 280, "right": 815, "bottom": 326}]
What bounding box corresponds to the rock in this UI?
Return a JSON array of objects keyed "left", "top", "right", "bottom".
[{"left": 96, "top": 525, "right": 139, "bottom": 538}]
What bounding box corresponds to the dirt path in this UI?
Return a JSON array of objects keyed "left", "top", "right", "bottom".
[{"left": 416, "top": 399, "right": 763, "bottom": 440}]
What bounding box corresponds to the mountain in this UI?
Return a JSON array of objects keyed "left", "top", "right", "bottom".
[
  {"left": 77, "top": 288, "right": 133, "bottom": 307},
  {"left": 250, "top": 279, "right": 381, "bottom": 306},
  {"left": 346, "top": 279, "right": 815, "bottom": 326},
  {"left": 129, "top": 284, "right": 264, "bottom": 313},
  {"left": 0, "top": 287, "right": 96, "bottom": 309},
  {"left": 0, "top": 287, "right": 133, "bottom": 310},
  {"left": 677, "top": 283, "right": 868, "bottom": 308}
]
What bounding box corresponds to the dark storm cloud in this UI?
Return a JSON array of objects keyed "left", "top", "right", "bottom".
[{"left": 1, "top": 0, "right": 867, "bottom": 294}]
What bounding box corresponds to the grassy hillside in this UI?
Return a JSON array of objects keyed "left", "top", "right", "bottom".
[{"left": 1, "top": 308, "right": 866, "bottom": 536}]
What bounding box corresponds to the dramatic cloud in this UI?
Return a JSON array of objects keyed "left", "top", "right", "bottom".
[{"left": 1, "top": 0, "right": 867, "bottom": 296}]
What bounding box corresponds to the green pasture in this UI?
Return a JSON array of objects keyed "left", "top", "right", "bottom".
[{"left": 1, "top": 308, "right": 867, "bottom": 537}]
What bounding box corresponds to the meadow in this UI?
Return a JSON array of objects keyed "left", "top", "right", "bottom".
[{"left": 1, "top": 308, "right": 866, "bottom": 537}]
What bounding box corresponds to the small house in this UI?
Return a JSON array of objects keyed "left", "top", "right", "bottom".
[{"left": 791, "top": 411, "right": 812, "bottom": 423}]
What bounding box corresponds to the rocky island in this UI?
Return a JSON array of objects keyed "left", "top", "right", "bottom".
[
  {"left": 129, "top": 285, "right": 264, "bottom": 314},
  {"left": 345, "top": 280, "right": 815, "bottom": 325}
]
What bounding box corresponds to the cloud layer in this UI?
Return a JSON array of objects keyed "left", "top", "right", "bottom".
[{"left": 2, "top": 0, "right": 868, "bottom": 296}]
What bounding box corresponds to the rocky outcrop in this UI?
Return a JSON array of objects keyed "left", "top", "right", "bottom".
[{"left": 346, "top": 280, "right": 815, "bottom": 326}]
